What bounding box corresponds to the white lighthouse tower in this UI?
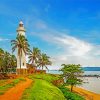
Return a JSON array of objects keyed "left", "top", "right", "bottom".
[{"left": 16, "top": 21, "right": 27, "bottom": 74}]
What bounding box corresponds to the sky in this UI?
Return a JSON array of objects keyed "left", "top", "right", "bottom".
[{"left": 0, "top": 0, "right": 100, "bottom": 69}]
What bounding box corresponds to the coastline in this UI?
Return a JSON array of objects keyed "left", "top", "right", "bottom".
[{"left": 67, "top": 86, "right": 100, "bottom": 100}]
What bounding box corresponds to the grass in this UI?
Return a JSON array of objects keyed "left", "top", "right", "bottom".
[
  {"left": 29, "top": 73, "right": 59, "bottom": 82},
  {"left": 0, "top": 77, "right": 25, "bottom": 95},
  {"left": 21, "top": 74, "right": 66, "bottom": 100},
  {"left": 0, "top": 80, "right": 8, "bottom": 86}
]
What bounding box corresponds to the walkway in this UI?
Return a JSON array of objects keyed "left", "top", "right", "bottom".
[{"left": 0, "top": 78, "right": 32, "bottom": 100}]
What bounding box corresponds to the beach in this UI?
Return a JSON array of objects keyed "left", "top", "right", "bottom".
[{"left": 68, "top": 86, "right": 100, "bottom": 100}]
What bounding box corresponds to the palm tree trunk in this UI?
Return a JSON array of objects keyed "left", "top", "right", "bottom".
[
  {"left": 42, "top": 65, "right": 43, "bottom": 70},
  {"left": 19, "top": 56, "right": 21, "bottom": 74}
]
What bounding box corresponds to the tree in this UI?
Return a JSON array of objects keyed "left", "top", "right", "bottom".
[
  {"left": 28, "top": 47, "right": 41, "bottom": 67},
  {"left": 0, "top": 48, "right": 4, "bottom": 57},
  {"left": 60, "top": 64, "right": 84, "bottom": 92},
  {"left": 3, "top": 52, "right": 10, "bottom": 73},
  {"left": 9, "top": 55, "right": 17, "bottom": 73},
  {"left": 0, "top": 48, "right": 4, "bottom": 72},
  {"left": 37, "top": 53, "right": 52, "bottom": 70},
  {"left": 0, "top": 48, "right": 17, "bottom": 74},
  {"left": 11, "top": 34, "right": 29, "bottom": 74}
]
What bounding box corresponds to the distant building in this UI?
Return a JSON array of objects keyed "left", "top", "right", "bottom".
[{"left": 16, "top": 21, "right": 27, "bottom": 74}]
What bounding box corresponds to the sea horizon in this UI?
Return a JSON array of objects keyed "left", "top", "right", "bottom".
[{"left": 47, "top": 70, "right": 100, "bottom": 75}]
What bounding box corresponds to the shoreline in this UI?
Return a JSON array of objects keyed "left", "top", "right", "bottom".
[{"left": 67, "top": 86, "right": 100, "bottom": 100}]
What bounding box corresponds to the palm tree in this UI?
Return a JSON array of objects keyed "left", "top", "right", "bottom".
[
  {"left": 0, "top": 48, "right": 4, "bottom": 72},
  {"left": 2, "top": 51, "right": 10, "bottom": 73},
  {"left": 28, "top": 47, "right": 41, "bottom": 67},
  {"left": 37, "top": 53, "right": 52, "bottom": 70},
  {"left": 9, "top": 55, "right": 17, "bottom": 73},
  {"left": 0, "top": 48, "right": 4, "bottom": 57},
  {"left": 11, "top": 34, "right": 29, "bottom": 74}
]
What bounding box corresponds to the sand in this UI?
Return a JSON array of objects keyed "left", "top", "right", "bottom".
[
  {"left": 67, "top": 86, "right": 100, "bottom": 100},
  {"left": 0, "top": 78, "right": 32, "bottom": 100}
]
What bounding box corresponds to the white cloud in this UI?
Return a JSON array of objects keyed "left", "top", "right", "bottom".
[
  {"left": 31, "top": 30, "right": 100, "bottom": 69},
  {"left": 54, "top": 35, "right": 92, "bottom": 56},
  {"left": 53, "top": 35, "right": 100, "bottom": 68},
  {"left": 0, "top": 37, "right": 9, "bottom": 41}
]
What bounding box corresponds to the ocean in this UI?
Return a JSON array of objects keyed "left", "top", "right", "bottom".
[
  {"left": 47, "top": 70, "right": 100, "bottom": 94},
  {"left": 47, "top": 70, "right": 100, "bottom": 75}
]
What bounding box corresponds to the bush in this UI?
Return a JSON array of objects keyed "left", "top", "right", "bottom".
[
  {"left": 0, "top": 73, "right": 9, "bottom": 79},
  {"left": 59, "top": 86, "right": 85, "bottom": 100}
]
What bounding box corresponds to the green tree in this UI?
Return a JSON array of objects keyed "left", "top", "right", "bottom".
[
  {"left": 9, "top": 55, "right": 17, "bottom": 73},
  {"left": 11, "top": 34, "right": 29, "bottom": 74},
  {"left": 0, "top": 48, "right": 17, "bottom": 73},
  {"left": 37, "top": 53, "right": 52, "bottom": 70},
  {"left": 60, "top": 64, "right": 84, "bottom": 92},
  {"left": 28, "top": 47, "right": 41, "bottom": 67},
  {"left": 3, "top": 52, "right": 10, "bottom": 73},
  {"left": 0, "top": 48, "right": 4, "bottom": 72},
  {"left": 0, "top": 48, "right": 4, "bottom": 57}
]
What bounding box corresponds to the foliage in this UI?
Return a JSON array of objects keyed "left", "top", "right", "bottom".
[
  {"left": 11, "top": 34, "right": 52, "bottom": 72},
  {"left": 0, "top": 48, "right": 17, "bottom": 73},
  {"left": 21, "top": 74, "right": 65, "bottom": 100},
  {"left": 28, "top": 49, "right": 52, "bottom": 70},
  {"left": 11, "top": 34, "right": 29, "bottom": 74},
  {"left": 60, "top": 64, "right": 84, "bottom": 92},
  {"left": 28, "top": 47, "right": 41, "bottom": 67},
  {"left": 59, "top": 86, "right": 85, "bottom": 100},
  {"left": 37, "top": 53, "right": 52, "bottom": 70}
]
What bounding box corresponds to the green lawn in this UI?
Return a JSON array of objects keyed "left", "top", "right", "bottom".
[
  {"left": 29, "top": 73, "right": 59, "bottom": 82},
  {"left": 21, "top": 74, "right": 66, "bottom": 100},
  {"left": 0, "top": 80, "right": 8, "bottom": 86},
  {"left": 0, "top": 77, "right": 25, "bottom": 95}
]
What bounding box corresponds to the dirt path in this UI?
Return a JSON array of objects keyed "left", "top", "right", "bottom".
[{"left": 0, "top": 78, "right": 32, "bottom": 100}]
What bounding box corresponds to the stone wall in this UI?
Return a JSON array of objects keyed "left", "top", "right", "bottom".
[{"left": 16, "top": 69, "right": 27, "bottom": 74}]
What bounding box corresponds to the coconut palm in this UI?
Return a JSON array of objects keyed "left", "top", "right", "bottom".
[
  {"left": 37, "top": 53, "right": 52, "bottom": 70},
  {"left": 11, "top": 34, "right": 29, "bottom": 74},
  {"left": 0, "top": 48, "right": 4, "bottom": 72},
  {"left": 0, "top": 48, "right": 4, "bottom": 57},
  {"left": 3, "top": 51, "right": 11, "bottom": 73},
  {"left": 28, "top": 47, "right": 41, "bottom": 67},
  {"left": 9, "top": 55, "right": 17, "bottom": 73}
]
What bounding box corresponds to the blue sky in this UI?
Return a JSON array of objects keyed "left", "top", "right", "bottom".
[{"left": 0, "top": 0, "right": 100, "bottom": 69}]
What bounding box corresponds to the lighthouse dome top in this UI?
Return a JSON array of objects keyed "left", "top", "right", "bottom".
[
  {"left": 17, "top": 21, "right": 26, "bottom": 32},
  {"left": 19, "top": 21, "right": 23, "bottom": 25}
]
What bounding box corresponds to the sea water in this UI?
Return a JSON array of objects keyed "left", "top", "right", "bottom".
[
  {"left": 79, "top": 77, "right": 100, "bottom": 94},
  {"left": 47, "top": 70, "right": 100, "bottom": 94},
  {"left": 47, "top": 70, "right": 100, "bottom": 75}
]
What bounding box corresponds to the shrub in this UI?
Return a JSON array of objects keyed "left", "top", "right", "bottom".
[{"left": 59, "top": 86, "right": 85, "bottom": 100}]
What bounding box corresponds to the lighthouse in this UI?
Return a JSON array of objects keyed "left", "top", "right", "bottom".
[{"left": 16, "top": 21, "right": 27, "bottom": 74}]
